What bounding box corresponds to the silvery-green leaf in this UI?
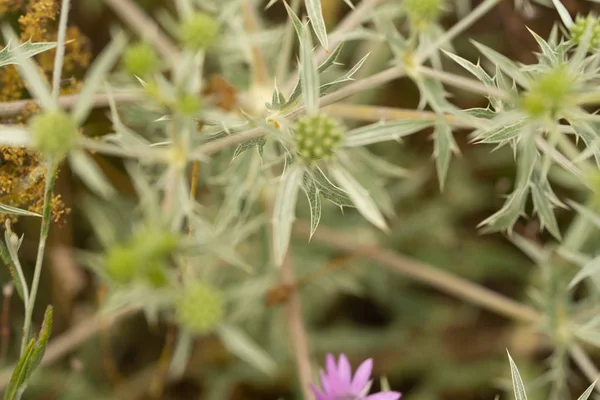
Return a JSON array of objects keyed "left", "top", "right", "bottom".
[
  {"left": 283, "top": 1, "right": 304, "bottom": 45},
  {"left": 344, "top": 119, "right": 433, "bottom": 147},
  {"left": 319, "top": 52, "right": 370, "bottom": 94},
  {"left": 311, "top": 167, "right": 353, "bottom": 207},
  {"left": 514, "top": 129, "right": 537, "bottom": 190},
  {"left": 217, "top": 325, "right": 277, "bottom": 377},
  {"left": 507, "top": 352, "right": 528, "bottom": 400},
  {"left": 464, "top": 107, "right": 496, "bottom": 120},
  {"left": 329, "top": 164, "right": 388, "bottom": 231},
  {"left": 233, "top": 139, "right": 266, "bottom": 159},
  {"left": 318, "top": 42, "right": 344, "bottom": 72},
  {"left": 347, "top": 147, "right": 410, "bottom": 178},
  {"left": 0, "top": 26, "right": 53, "bottom": 110},
  {"left": 479, "top": 189, "right": 527, "bottom": 234},
  {"left": 272, "top": 164, "right": 303, "bottom": 267},
  {"left": 472, "top": 41, "right": 529, "bottom": 89},
  {"left": 570, "top": 120, "right": 600, "bottom": 167},
  {"left": 300, "top": 23, "right": 319, "bottom": 115},
  {"left": 0, "top": 127, "right": 31, "bottom": 147},
  {"left": 442, "top": 50, "right": 495, "bottom": 88},
  {"left": 306, "top": 0, "right": 328, "bottom": 50},
  {"left": 68, "top": 150, "right": 116, "bottom": 199},
  {"left": 568, "top": 200, "right": 600, "bottom": 231},
  {"left": 72, "top": 31, "right": 128, "bottom": 124},
  {"left": 530, "top": 180, "right": 561, "bottom": 239},
  {"left": 569, "top": 255, "right": 600, "bottom": 288},
  {"left": 302, "top": 173, "right": 321, "bottom": 240},
  {"left": 574, "top": 328, "right": 600, "bottom": 348},
  {"left": 526, "top": 28, "right": 558, "bottom": 65},
  {"left": 0, "top": 40, "right": 57, "bottom": 68},
  {"left": 476, "top": 121, "right": 527, "bottom": 144},
  {"left": 576, "top": 381, "right": 596, "bottom": 400},
  {"left": 550, "top": 0, "right": 573, "bottom": 27},
  {"left": 433, "top": 122, "right": 458, "bottom": 191},
  {"left": 0, "top": 204, "right": 40, "bottom": 218}
]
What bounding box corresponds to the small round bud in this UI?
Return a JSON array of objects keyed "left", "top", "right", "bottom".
[
  {"left": 570, "top": 14, "right": 600, "bottom": 48},
  {"left": 175, "top": 282, "right": 225, "bottom": 335},
  {"left": 293, "top": 114, "right": 344, "bottom": 165},
  {"left": 104, "top": 246, "right": 138, "bottom": 284},
  {"left": 131, "top": 227, "right": 179, "bottom": 260},
  {"left": 28, "top": 110, "right": 77, "bottom": 159},
  {"left": 122, "top": 42, "right": 159, "bottom": 77},
  {"left": 178, "top": 12, "right": 219, "bottom": 52},
  {"left": 405, "top": 0, "right": 444, "bottom": 28},
  {"left": 176, "top": 93, "right": 203, "bottom": 116},
  {"left": 521, "top": 67, "right": 572, "bottom": 118}
]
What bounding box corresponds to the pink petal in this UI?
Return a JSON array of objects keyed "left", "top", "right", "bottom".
[
  {"left": 310, "top": 384, "right": 327, "bottom": 400},
  {"left": 365, "top": 391, "right": 402, "bottom": 400},
  {"left": 351, "top": 358, "right": 373, "bottom": 392},
  {"left": 325, "top": 353, "right": 337, "bottom": 377},
  {"left": 320, "top": 372, "right": 332, "bottom": 394},
  {"left": 337, "top": 354, "right": 352, "bottom": 385}
]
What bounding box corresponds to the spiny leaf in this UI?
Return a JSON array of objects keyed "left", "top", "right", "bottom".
[
  {"left": 576, "top": 381, "right": 597, "bottom": 400},
  {"left": 272, "top": 164, "right": 303, "bottom": 267},
  {"left": 569, "top": 255, "right": 600, "bottom": 289},
  {"left": 433, "top": 122, "right": 458, "bottom": 191},
  {"left": 472, "top": 41, "right": 529, "bottom": 89},
  {"left": 305, "top": 0, "right": 328, "bottom": 50},
  {"left": 507, "top": 351, "right": 528, "bottom": 400},
  {"left": 530, "top": 179, "right": 561, "bottom": 239},
  {"left": 329, "top": 164, "right": 388, "bottom": 231},
  {"left": 0, "top": 40, "right": 57, "bottom": 68},
  {"left": 311, "top": 167, "right": 353, "bottom": 207},
  {"left": 68, "top": 150, "right": 117, "bottom": 199},
  {"left": 344, "top": 119, "right": 433, "bottom": 147},
  {"left": 302, "top": 173, "right": 322, "bottom": 240},
  {"left": 300, "top": 23, "right": 319, "bottom": 115},
  {"left": 474, "top": 121, "right": 526, "bottom": 144}
]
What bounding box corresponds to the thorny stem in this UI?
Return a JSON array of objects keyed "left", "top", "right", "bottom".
[
  {"left": 51, "top": 0, "right": 71, "bottom": 103},
  {"left": 21, "top": 160, "right": 57, "bottom": 355}
]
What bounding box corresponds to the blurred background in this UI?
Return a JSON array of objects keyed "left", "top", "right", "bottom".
[{"left": 2, "top": 0, "right": 600, "bottom": 399}]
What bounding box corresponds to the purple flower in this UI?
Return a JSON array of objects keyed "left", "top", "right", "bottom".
[{"left": 310, "top": 353, "right": 402, "bottom": 400}]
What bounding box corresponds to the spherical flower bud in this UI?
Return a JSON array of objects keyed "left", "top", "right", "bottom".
[
  {"left": 521, "top": 67, "right": 572, "bottom": 118},
  {"left": 178, "top": 12, "right": 219, "bottom": 52},
  {"left": 570, "top": 14, "right": 600, "bottom": 48},
  {"left": 293, "top": 114, "right": 344, "bottom": 165},
  {"left": 104, "top": 246, "right": 138, "bottom": 284},
  {"left": 28, "top": 110, "right": 77, "bottom": 159},
  {"left": 405, "top": 0, "right": 444, "bottom": 27},
  {"left": 175, "top": 282, "right": 225, "bottom": 335},
  {"left": 122, "top": 42, "right": 159, "bottom": 77},
  {"left": 176, "top": 93, "right": 203, "bottom": 116}
]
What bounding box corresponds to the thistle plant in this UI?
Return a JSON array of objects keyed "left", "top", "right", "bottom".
[{"left": 3, "top": 0, "right": 600, "bottom": 399}]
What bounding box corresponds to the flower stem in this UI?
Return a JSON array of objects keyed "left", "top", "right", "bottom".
[
  {"left": 20, "top": 160, "right": 57, "bottom": 355},
  {"left": 51, "top": 0, "right": 71, "bottom": 103}
]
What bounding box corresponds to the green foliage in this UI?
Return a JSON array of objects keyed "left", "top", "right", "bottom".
[{"left": 4, "top": 306, "right": 53, "bottom": 400}]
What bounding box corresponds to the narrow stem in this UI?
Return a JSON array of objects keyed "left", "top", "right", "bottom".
[
  {"left": 569, "top": 344, "right": 600, "bottom": 394},
  {"left": 103, "top": 0, "right": 180, "bottom": 61},
  {"left": 298, "top": 222, "right": 542, "bottom": 323},
  {"left": 21, "top": 160, "right": 57, "bottom": 354},
  {"left": 282, "top": 255, "right": 313, "bottom": 399},
  {"left": 0, "top": 92, "right": 141, "bottom": 118},
  {"left": 51, "top": 0, "right": 71, "bottom": 103},
  {"left": 417, "top": 65, "right": 510, "bottom": 100},
  {"left": 541, "top": 122, "right": 562, "bottom": 181},
  {"left": 416, "top": 0, "right": 501, "bottom": 63},
  {"left": 241, "top": 0, "right": 271, "bottom": 86}
]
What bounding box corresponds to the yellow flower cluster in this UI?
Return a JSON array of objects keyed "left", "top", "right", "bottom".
[{"left": 0, "top": 0, "right": 91, "bottom": 223}]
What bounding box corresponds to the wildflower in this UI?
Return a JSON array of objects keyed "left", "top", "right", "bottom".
[
  {"left": 175, "top": 282, "right": 225, "bottom": 335},
  {"left": 311, "top": 353, "right": 402, "bottom": 400}
]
